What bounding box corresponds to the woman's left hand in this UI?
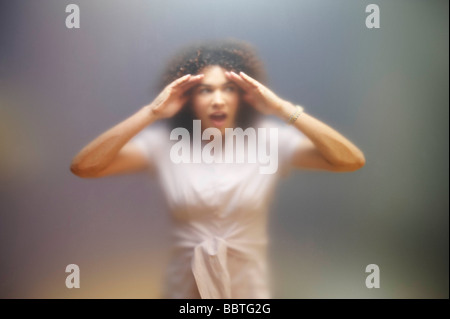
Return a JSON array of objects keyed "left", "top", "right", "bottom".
[{"left": 225, "top": 71, "right": 293, "bottom": 118}]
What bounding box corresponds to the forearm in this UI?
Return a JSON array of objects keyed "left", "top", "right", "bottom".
[
  {"left": 70, "top": 104, "right": 157, "bottom": 175},
  {"left": 278, "top": 101, "right": 366, "bottom": 169}
]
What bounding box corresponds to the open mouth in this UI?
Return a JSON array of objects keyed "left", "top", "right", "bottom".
[{"left": 209, "top": 113, "right": 227, "bottom": 127}]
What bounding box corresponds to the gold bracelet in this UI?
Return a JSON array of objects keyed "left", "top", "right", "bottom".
[{"left": 287, "top": 105, "right": 304, "bottom": 124}]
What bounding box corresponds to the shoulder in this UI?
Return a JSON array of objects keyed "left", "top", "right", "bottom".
[
  {"left": 133, "top": 122, "right": 171, "bottom": 143},
  {"left": 129, "top": 121, "right": 171, "bottom": 159},
  {"left": 255, "top": 116, "right": 306, "bottom": 142},
  {"left": 255, "top": 116, "right": 306, "bottom": 175}
]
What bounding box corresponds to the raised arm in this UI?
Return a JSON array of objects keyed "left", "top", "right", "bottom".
[
  {"left": 225, "top": 71, "right": 365, "bottom": 172},
  {"left": 278, "top": 107, "right": 366, "bottom": 172},
  {"left": 70, "top": 105, "right": 157, "bottom": 178},
  {"left": 70, "top": 73, "right": 204, "bottom": 178}
]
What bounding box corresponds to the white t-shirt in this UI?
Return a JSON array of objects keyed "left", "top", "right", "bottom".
[{"left": 130, "top": 118, "right": 305, "bottom": 298}]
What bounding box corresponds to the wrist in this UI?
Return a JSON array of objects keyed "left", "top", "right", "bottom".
[
  {"left": 142, "top": 103, "right": 162, "bottom": 122},
  {"left": 276, "top": 100, "right": 297, "bottom": 121}
]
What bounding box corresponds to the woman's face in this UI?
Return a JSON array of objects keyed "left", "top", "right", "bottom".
[{"left": 191, "top": 65, "right": 240, "bottom": 135}]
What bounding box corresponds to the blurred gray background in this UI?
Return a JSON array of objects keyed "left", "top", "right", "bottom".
[{"left": 0, "top": 0, "right": 448, "bottom": 298}]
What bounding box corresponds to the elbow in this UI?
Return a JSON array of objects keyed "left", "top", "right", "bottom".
[
  {"left": 332, "top": 152, "right": 366, "bottom": 172},
  {"left": 351, "top": 153, "right": 366, "bottom": 171},
  {"left": 70, "top": 161, "right": 99, "bottom": 178},
  {"left": 344, "top": 152, "right": 366, "bottom": 172},
  {"left": 70, "top": 162, "right": 86, "bottom": 177},
  {"left": 70, "top": 162, "right": 78, "bottom": 176}
]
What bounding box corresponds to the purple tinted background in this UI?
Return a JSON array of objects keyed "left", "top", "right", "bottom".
[{"left": 0, "top": 0, "right": 448, "bottom": 298}]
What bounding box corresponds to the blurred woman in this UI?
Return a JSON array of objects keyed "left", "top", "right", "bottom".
[{"left": 70, "top": 39, "right": 365, "bottom": 298}]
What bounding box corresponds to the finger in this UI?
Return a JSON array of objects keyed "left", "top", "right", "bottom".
[
  {"left": 179, "top": 74, "right": 204, "bottom": 88},
  {"left": 239, "top": 72, "right": 260, "bottom": 89},
  {"left": 180, "top": 74, "right": 204, "bottom": 93},
  {"left": 226, "top": 71, "right": 252, "bottom": 91},
  {"left": 171, "top": 74, "right": 192, "bottom": 88},
  {"left": 152, "top": 90, "right": 170, "bottom": 110}
]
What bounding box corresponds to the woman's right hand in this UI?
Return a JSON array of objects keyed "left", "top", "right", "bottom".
[{"left": 149, "top": 74, "right": 204, "bottom": 119}]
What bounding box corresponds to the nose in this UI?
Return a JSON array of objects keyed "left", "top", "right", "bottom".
[{"left": 212, "top": 90, "right": 225, "bottom": 109}]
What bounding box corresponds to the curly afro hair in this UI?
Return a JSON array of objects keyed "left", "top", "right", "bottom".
[
  {"left": 159, "top": 38, "right": 267, "bottom": 131},
  {"left": 160, "top": 38, "right": 266, "bottom": 89}
]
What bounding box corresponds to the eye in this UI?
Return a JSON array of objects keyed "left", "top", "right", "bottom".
[
  {"left": 199, "top": 87, "right": 212, "bottom": 94},
  {"left": 224, "top": 86, "right": 236, "bottom": 92}
]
